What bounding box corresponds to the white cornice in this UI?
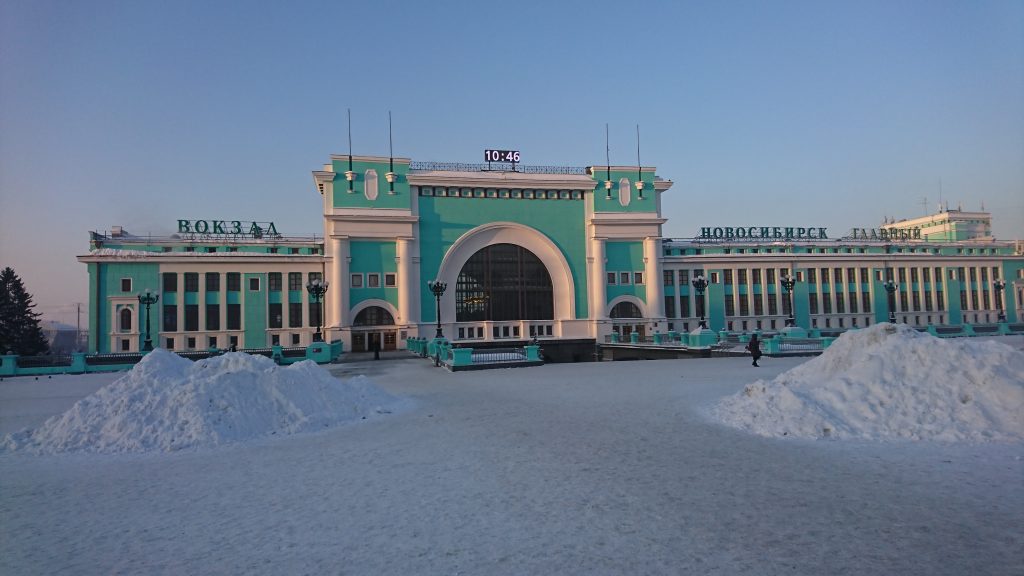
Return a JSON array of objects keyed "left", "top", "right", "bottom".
[
  {"left": 407, "top": 171, "right": 597, "bottom": 190},
  {"left": 329, "top": 154, "right": 412, "bottom": 164}
]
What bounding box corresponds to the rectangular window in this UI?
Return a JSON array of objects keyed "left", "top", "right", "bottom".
[
  {"left": 900, "top": 291, "right": 909, "bottom": 311},
  {"left": 271, "top": 334, "right": 280, "bottom": 346},
  {"left": 833, "top": 268, "right": 842, "bottom": 283},
  {"left": 269, "top": 303, "right": 282, "bottom": 328},
  {"left": 163, "top": 304, "right": 177, "bottom": 332},
  {"left": 187, "top": 337, "right": 196, "bottom": 349},
  {"left": 385, "top": 273, "right": 397, "bottom": 287},
  {"left": 911, "top": 268, "right": 919, "bottom": 283},
  {"left": 206, "top": 273, "right": 220, "bottom": 292},
  {"left": 351, "top": 274, "right": 363, "bottom": 288},
  {"left": 288, "top": 272, "right": 302, "bottom": 291},
  {"left": 665, "top": 296, "right": 676, "bottom": 318},
  {"left": 809, "top": 293, "right": 819, "bottom": 314},
  {"left": 912, "top": 291, "right": 921, "bottom": 311},
  {"left": 738, "top": 269, "right": 747, "bottom": 285},
  {"left": 663, "top": 271, "right": 674, "bottom": 286},
  {"left": 227, "top": 304, "right": 241, "bottom": 330},
  {"left": 766, "top": 269, "right": 775, "bottom": 285},
  {"left": 849, "top": 292, "right": 858, "bottom": 313},
  {"left": 724, "top": 270, "right": 733, "bottom": 285},
  {"left": 165, "top": 337, "right": 175, "bottom": 350},
  {"left": 248, "top": 277, "right": 260, "bottom": 291},
  {"left": 679, "top": 270, "right": 689, "bottom": 283},
  {"left": 620, "top": 272, "right": 630, "bottom": 285},
  {"left": 860, "top": 268, "right": 868, "bottom": 283},
  {"left": 923, "top": 268, "right": 930, "bottom": 283},
  {"left": 227, "top": 273, "right": 241, "bottom": 291},
  {"left": 739, "top": 294, "right": 750, "bottom": 316},
  {"left": 607, "top": 272, "right": 617, "bottom": 285},
  {"left": 822, "top": 295, "right": 832, "bottom": 314},
  {"left": 752, "top": 269, "right": 761, "bottom": 284},
  {"left": 836, "top": 292, "right": 845, "bottom": 314},
  {"left": 206, "top": 304, "right": 220, "bottom": 331},
  {"left": 634, "top": 272, "right": 644, "bottom": 285},
  {"left": 163, "top": 273, "right": 178, "bottom": 292},
  {"left": 754, "top": 295, "right": 763, "bottom": 315},
  {"left": 184, "top": 273, "right": 199, "bottom": 293},
  {"left": 924, "top": 292, "right": 933, "bottom": 312},
  {"left": 768, "top": 294, "right": 778, "bottom": 315},
  {"left": 368, "top": 273, "right": 380, "bottom": 288},
  {"left": 120, "top": 278, "right": 132, "bottom": 292},
  {"left": 208, "top": 336, "right": 218, "bottom": 349},
  {"left": 680, "top": 296, "right": 690, "bottom": 317},
  {"left": 268, "top": 272, "right": 282, "bottom": 291},
  {"left": 185, "top": 304, "right": 199, "bottom": 331},
  {"left": 291, "top": 333, "right": 301, "bottom": 345},
  {"left": 289, "top": 303, "right": 302, "bottom": 328},
  {"left": 725, "top": 298, "right": 735, "bottom": 316},
  {"left": 308, "top": 301, "right": 322, "bottom": 328},
  {"left": 846, "top": 268, "right": 855, "bottom": 284}
]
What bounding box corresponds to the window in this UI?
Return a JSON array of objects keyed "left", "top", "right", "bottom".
[
  {"left": 163, "top": 273, "right": 178, "bottom": 292},
  {"left": 738, "top": 269, "right": 747, "bottom": 285},
  {"left": 679, "top": 270, "right": 689, "bottom": 283},
  {"left": 911, "top": 268, "right": 919, "bottom": 283},
  {"left": 227, "top": 304, "right": 241, "bottom": 330},
  {"left": 119, "top": 308, "right": 132, "bottom": 331},
  {"left": 634, "top": 272, "right": 644, "bottom": 285},
  {"left": 766, "top": 269, "right": 775, "bottom": 284},
  {"left": 208, "top": 336, "right": 218, "bottom": 349},
  {"left": 271, "top": 334, "right": 280, "bottom": 346},
  {"left": 833, "top": 268, "right": 842, "bottom": 283},
  {"left": 163, "top": 305, "right": 177, "bottom": 331},
  {"left": 120, "top": 278, "right": 132, "bottom": 292},
  {"left": 227, "top": 273, "right": 241, "bottom": 291},
  {"left": 836, "top": 292, "right": 845, "bottom": 313},
  {"left": 289, "top": 303, "right": 302, "bottom": 327},
  {"left": 808, "top": 268, "right": 817, "bottom": 284},
  {"left": 809, "top": 293, "right": 819, "bottom": 314},
  {"left": 187, "top": 337, "right": 196, "bottom": 349},
  {"left": 724, "top": 270, "right": 733, "bottom": 285},
  {"left": 185, "top": 304, "right": 199, "bottom": 331},
  {"left": 455, "top": 243, "right": 553, "bottom": 322},
  {"left": 269, "top": 303, "right": 282, "bottom": 328},
  {"left": 206, "top": 273, "right": 220, "bottom": 292},
  {"left": 385, "top": 273, "right": 397, "bottom": 287},
  {"left": 268, "top": 272, "right": 282, "bottom": 291},
  {"left": 185, "top": 273, "right": 199, "bottom": 293},
  {"left": 607, "top": 272, "right": 617, "bottom": 285},
  {"left": 754, "top": 295, "right": 763, "bottom": 315},
  {"left": 752, "top": 269, "right": 761, "bottom": 284},
  {"left": 206, "top": 304, "right": 220, "bottom": 331},
  {"left": 248, "top": 277, "right": 260, "bottom": 291},
  {"left": 165, "top": 337, "right": 175, "bottom": 350},
  {"left": 290, "top": 248, "right": 300, "bottom": 255},
  {"left": 725, "top": 298, "right": 735, "bottom": 316},
  {"left": 288, "top": 272, "right": 302, "bottom": 291},
  {"left": 291, "top": 333, "right": 301, "bottom": 345},
  {"left": 351, "top": 274, "right": 363, "bottom": 288},
  {"left": 680, "top": 297, "right": 690, "bottom": 317},
  {"left": 308, "top": 301, "right": 322, "bottom": 328},
  {"left": 368, "top": 273, "right": 380, "bottom": 288},
  {"left": 121, "top": 339, "right": 130, "bottom": 352},
  {"left": 665, "top": 296, "right": 676, "bottom": 318},
  {"left": 664, "top": 271, "right": 674, "bottom": 286},
  {"left": 620, "top": 272, "right": 631, "bottom": 285},
  {"left": 849, "top": 292, "right": 858, "bottom": 313}
]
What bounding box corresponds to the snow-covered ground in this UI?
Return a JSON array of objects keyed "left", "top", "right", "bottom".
[{"left": 1, "top": 340, "right": 1022, "bottom": 575}]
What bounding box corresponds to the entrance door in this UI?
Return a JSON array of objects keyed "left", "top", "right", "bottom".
[
  {"left": 383, "top": 331, "right": 397, "bottom": 351},
  {"left": 368, "top": 332, "right": 382, "bottom": 352},
  {"left": 352, "top": 333, "right": 366, "bottom": 352},
  {"left": 635, "top": 325, "right": 646, "bottom": 340}
]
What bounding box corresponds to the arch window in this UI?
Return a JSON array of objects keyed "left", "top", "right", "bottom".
[
  {"left": 610, "top": 301, "right": 643, "bottom": 319},
  {"left": 353, "top": 306, "right": 395, "bottom": 326},
  {"left": 455, "top": 243, "right": 553, "bottom": 322},
  {"left": 119, "top": 307, "right": 133, "bottom": 332}
]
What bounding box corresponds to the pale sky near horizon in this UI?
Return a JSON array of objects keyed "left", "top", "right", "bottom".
[{"left": 2, "top": 0, "right": 1022, "bottom": 325}]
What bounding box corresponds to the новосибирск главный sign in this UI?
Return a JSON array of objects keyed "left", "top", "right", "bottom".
[{"left": 698, "top": 226, "right": 923, "bottom": 241}]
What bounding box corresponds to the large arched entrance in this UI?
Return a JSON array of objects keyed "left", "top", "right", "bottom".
[
  {"left": 455, "top": 243, "right": 554, "bottom": 322},
  {"left": 351, "top": 305, "right": 397, "bottom": 352}
]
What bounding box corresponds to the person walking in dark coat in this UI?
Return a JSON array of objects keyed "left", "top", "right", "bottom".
[{"left": 747, "top": 333, "right": 763, "bottom": 367}]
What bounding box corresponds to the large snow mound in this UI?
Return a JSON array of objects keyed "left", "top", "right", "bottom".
[
  {"left": 712, "top": 324, "right": 1024, "bottom": 442},
  {"left": 2, "top": 349, "right": 407, "bottom": 454}
]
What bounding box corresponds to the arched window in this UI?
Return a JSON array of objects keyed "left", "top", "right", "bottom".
[
  {"left": 353, "top": 306, "right": 394, "bottom": 326},
  {"left": 119, "top": 307, "right": 132, "bottom": 331},
  {"left": 610, "top": 301, "right": 642, "bottom": 319},
  {"left": 456, "top": 243, "right": 553, "bottom": 321},
  {"left": 364, "top": 169, "right": 379, "bottom": 201}
]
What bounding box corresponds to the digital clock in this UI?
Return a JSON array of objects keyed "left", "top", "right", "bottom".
[{"left": 484, "top": 149, "right": 520, "bottom": 163}]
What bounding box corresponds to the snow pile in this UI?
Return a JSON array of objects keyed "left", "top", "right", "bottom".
[
  {"left": 2, "top": 349, "right": 405, "bottom": 454},
  {"left": 713, "top": 324, "right": 1024, "bottom": 442}
]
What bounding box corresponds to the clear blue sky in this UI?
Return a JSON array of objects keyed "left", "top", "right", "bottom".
[{"left": 2, "top": 0, "right": 1022, "bottom": 323}]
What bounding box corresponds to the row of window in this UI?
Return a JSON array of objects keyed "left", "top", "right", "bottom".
[
  {"left": 351, "top": 273, "right": 397, "bottom": 288},
  {"left": 158, "top": 272, "right": 324, "bottom": 293},
  {"left": 161, "top": 302, "right": 323, "bottom": 332},
  {"left": 608, "top": 271, "right": 644, "bottom": 286}
]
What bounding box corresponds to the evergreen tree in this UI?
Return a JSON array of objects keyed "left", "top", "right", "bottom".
[{"left": 0, "top": 267, "right": 49, "bottom": 356}]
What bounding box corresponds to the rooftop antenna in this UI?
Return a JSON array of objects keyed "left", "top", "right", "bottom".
[
  {"left": 635, "top": 124, "right": 643, "bottom": 200},
  {"left": 605, "top": 124, "right": 612, "bottom": 199},
  {"left": 387, "top": 111, "right": 395, "bottom": 194},
  {"left": 938, "top": 178, "right": 945, "bottom": 212},
  {"left": 345, "top": 109, "right": 355, "bottom": 193},
  {"left": 920, "top": 196, "right": 928, "bottom": 217}
]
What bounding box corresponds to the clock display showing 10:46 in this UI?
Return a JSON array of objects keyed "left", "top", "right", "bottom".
[{"left": 484, "top": 149, "right": 520, "bottom": 163}]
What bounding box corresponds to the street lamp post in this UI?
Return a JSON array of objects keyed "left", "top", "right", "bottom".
[
  {"left": 993, "top": 279, "right": 1006, "bottom": 323},
  {"left": 305, "top": 278, "right": 329, "bottom": 342},
  {"left": 138, "top": 289, "right": 159, "bottom": 351},
  {"left": 691, "top": 275, "right": 709, "bottom": 329},
  {"left": 428, "top": 280, "right": 447, "bottom": 338},
  {"left": 780, "top": 273, "right": 797, "bottom": 328},
  {"left": 883, "top": 279, "right": 899, "bottom": 324}
]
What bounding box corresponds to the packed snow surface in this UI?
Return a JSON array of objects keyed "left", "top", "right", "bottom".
[
  {"left": 2, "top": 349, "right": 406, "bottom": 454},
  {"left": 713, "top": 323, "right": 1024, "bottom": 441}
]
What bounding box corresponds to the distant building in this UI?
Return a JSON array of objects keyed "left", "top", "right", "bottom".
[{"left": 78, "top": 153, "right": 1024, "bottom": 355}]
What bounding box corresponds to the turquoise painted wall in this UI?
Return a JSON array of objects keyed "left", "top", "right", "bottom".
[
  {"left": 332, "top": 158, "right": 411, "bottom": 209},
  {"left": 349, "top": 240, "right": 399, "bottom": 309},
  {"left": 589, "top": 168, "right": 655, "bottom": 214},
  {"left": 605, "top": 241, "right": 646, "bottom": 304},
  {"left": 95, "top": 262, "right": 159, "bottom": 353},
  {"left": 244, "top": 273, "right": 266, "bottom": 347},
  {"left": 417, "top": 194, "right": 589, "bottom": 321}
]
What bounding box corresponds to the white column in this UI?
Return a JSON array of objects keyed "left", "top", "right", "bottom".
[
  {"left": 644, "top": 237, "right": 664, "bottom": 318},
  {"left": 590, "top": 237, "right": 607, "bottom": 320},
  {"left": 333, "top": 237, "right": 350, "bottom": 327},
  {"left": 396, "top": 237, "right": 419, "bottom": 326}
]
